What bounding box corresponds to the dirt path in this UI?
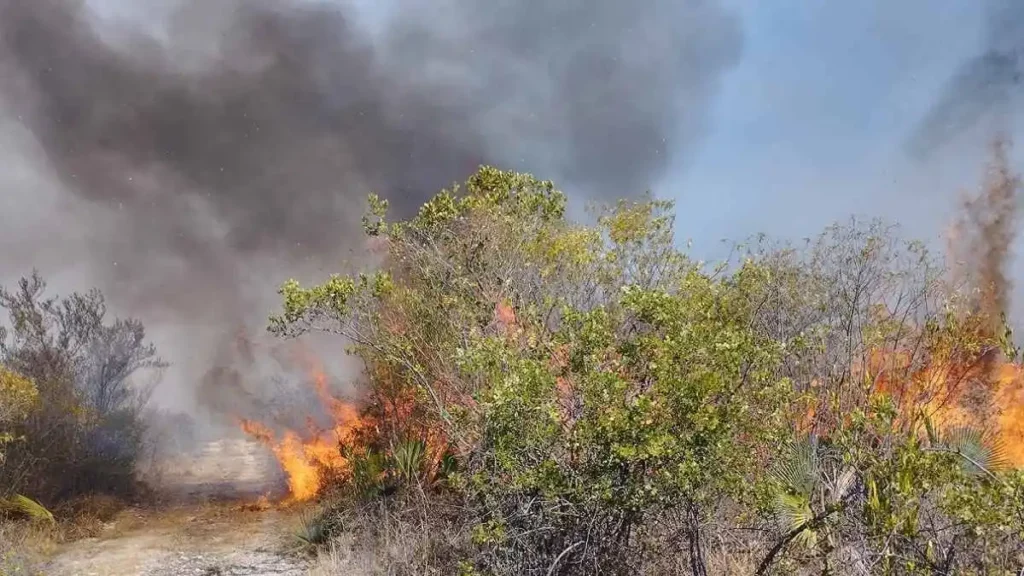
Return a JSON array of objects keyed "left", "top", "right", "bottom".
[
  {"left": 44, "top": 439, "right": 312, "bottom": 576},
  {"left": 44, "top": 502, "right": 311, "bottom": 576}
]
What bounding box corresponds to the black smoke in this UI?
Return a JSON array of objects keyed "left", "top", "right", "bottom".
[
  {"left": 0, "top": 0, "right": 741, "bottom": 410},
  {"left": 909, "top": 0, "right": 1024, "bottom": 156}
]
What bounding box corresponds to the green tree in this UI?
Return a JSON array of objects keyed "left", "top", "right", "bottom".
[{"left": 272, "top": 167, "right": 794, "bottom": 573}]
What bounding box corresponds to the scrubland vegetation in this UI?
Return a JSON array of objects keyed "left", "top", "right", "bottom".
[
  {"left": 274, "top": 156, "right": 1024, "bottom": 574},
  {"left": 0, "top": 273, "right": 162, "bottom": 573},
  {"left": 2, "top": 150, "right": 1024, "bottom": 575}
]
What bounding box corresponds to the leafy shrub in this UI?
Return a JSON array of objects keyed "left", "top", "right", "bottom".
[{"left": 274, "top": 165, "right": 1024, "bottom": 575}]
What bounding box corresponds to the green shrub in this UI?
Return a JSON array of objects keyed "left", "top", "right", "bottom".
[{"left": 277, "top": 165, "right": 1024, "bottom": 575}]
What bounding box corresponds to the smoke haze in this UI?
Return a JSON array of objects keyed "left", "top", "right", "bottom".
[
  {"left": 0, "top": 0, "right": 741, "bottom": 414},
  {"left": 910, "top": 0, "right": 1024, "bottom": 156}
]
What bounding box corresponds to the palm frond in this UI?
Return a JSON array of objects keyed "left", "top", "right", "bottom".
[
  {"left": 938, "top": 426, "right": 1007, "bottom": 476},
  {"left": 774, "top": 492, "right": 817, "bottom": 549},
  {"left": 393, "top": 439, "right": 426, "bottom": 484},
  {"left": 8, "top": 494, "right": 55, "bottom": 523},
  {"left": 769, "top": 435, "right": 828, "bottom": 549},
  {"left": 769, "top": 435, "right": 820, "bottom": 497},
  {"left": 351, "top": 449, "right": 388, "bottom": 496}
]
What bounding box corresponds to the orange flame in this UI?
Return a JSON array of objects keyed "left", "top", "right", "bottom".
[
  {"left": 989, "top": 363, "right": 1024, "bottom": 466},
  {"left": 240, "top": 353, "right": 363, "bottom": 501},
  {"left": 859, "top": 347, "right": 1024, "bottom": 467},
  {"left": 864, "top": 138, "right": 1024, "bottom": 467}
]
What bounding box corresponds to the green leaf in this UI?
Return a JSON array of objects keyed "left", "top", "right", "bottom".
[{"left": 939, "top": 426, "right": 1008, "bottom": 476}]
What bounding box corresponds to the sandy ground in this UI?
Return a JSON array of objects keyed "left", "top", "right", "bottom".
[
  {"left": 44, "top": 502, "right": 311, "bottom": 576},
  {"left": 143, "top": 438, "right": 287, "bottom": 502},
  {"left": 43, "top": 439, "right": 313, "bottom": 576}
]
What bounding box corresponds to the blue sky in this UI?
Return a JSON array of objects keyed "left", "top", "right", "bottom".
[
  {"left": 88, "top": 0, "right": 1012, "bottom": 256},
  {"left": 668, "top": 1, "right": 999, "bottom": 253}
]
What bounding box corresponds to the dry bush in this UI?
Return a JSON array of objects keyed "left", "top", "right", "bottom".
[
  {"left": 0, "top": 272, "right": 163, "bottom": 505},
  {"left": 0, "top": 517, "right": 64, "bottom": 575},
  {"left": 305, "top": 493, "right": 470, "bottom": 576}
]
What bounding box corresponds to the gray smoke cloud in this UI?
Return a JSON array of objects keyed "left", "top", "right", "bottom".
[
  {"left": 909, "top": 0, "right": 1024, "bottom": 156},
  {"left": 0, "top": 0, "right": 741, "bottom": 418}
]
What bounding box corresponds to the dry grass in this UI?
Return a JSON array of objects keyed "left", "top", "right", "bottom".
[
  {"left": 306, "top": 522, "right": 768, "bottom": 576},
  {"left": 0, "top": 493, "right": 136, "bottom": 575},
  {"left": 307, "top": 530, "right": 462, "bottom": 576},
  {"left": 0, "top": 519, "right": 62, "bottom": 575},
  {"left": 706, "top": 549, "right": 762, "bottom": 575},
  {"left": 307, "top": 538, "right": 374, "bottom": 576},
  {"left": 303, "top": 494, "right": 469, "bottom": 576}
]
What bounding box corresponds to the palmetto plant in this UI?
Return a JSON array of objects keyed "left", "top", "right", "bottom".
[
  {"left": 768, "top": 435, "right": 856, "bottom": 550},
  {"left": 349, "top": 449, "right": 387, "bottom": 497},
  {"left": 760, "top": 424, "right": 1011, "bottom": 575},
  {"left": 925, "top": 420, "right": 1008, "bottom": 478},
  {"left": 392, "top": 439, "right": 426, "bottom": 485}
]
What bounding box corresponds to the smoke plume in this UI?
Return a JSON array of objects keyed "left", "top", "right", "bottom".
[
  {"left": 909, "top": 0, "right": 1024, "bottom": 156},
  {"left": 0, "top": 0, "right": 741, "bottom": 417}
]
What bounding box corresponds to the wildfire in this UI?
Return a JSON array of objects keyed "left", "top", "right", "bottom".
[
  {"left": 796, "top": 139, "right": 1024, "bottom": 468},
  {"left": 869, "top": 354, "right": 1024, "bottom": 467},
  {"left": 880, "top": 137, "right": 1024, "bottom": 467},
  {"left": 240, "top": 357, "right": 363, "bottom": 501}
]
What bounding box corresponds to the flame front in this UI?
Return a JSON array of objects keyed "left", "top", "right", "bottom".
[
  {"left": 990, "top": 364, "right": 1024, "bottom": 465},
  {"left": 850, "top": 346, "right": 1024, "bottom": 468},
  {"left": 241, "top": 359, "right": 362, "bottom": 501}
]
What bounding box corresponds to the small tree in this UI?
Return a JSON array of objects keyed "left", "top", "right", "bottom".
[{"left": 0, "top": 272, "right": 164, "bottom": 502}]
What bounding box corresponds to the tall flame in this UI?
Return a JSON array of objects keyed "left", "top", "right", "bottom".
[
  {"left": 992, "top": 364, "right": 1024, "bottom": 465},
  {"left": 800, "top": 138, "right": 1024, "bottom": 467},
  {"left": 241, "top": 356, "right": 362, "bottom": 501},
  {"left": 889, "top": 137, "right": 1024, "bottom": 467},
  {"left": 866, "top": 352, "right": 1024, "bottom": 467}
]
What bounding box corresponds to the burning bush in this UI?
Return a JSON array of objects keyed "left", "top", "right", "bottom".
[{"left": 268, "top": 161, "right": 1023, "bottom": 574}]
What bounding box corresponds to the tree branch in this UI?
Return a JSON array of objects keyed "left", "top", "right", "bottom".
[{"left": 546, "top": 541, "right": 583, "bottom": 576}]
